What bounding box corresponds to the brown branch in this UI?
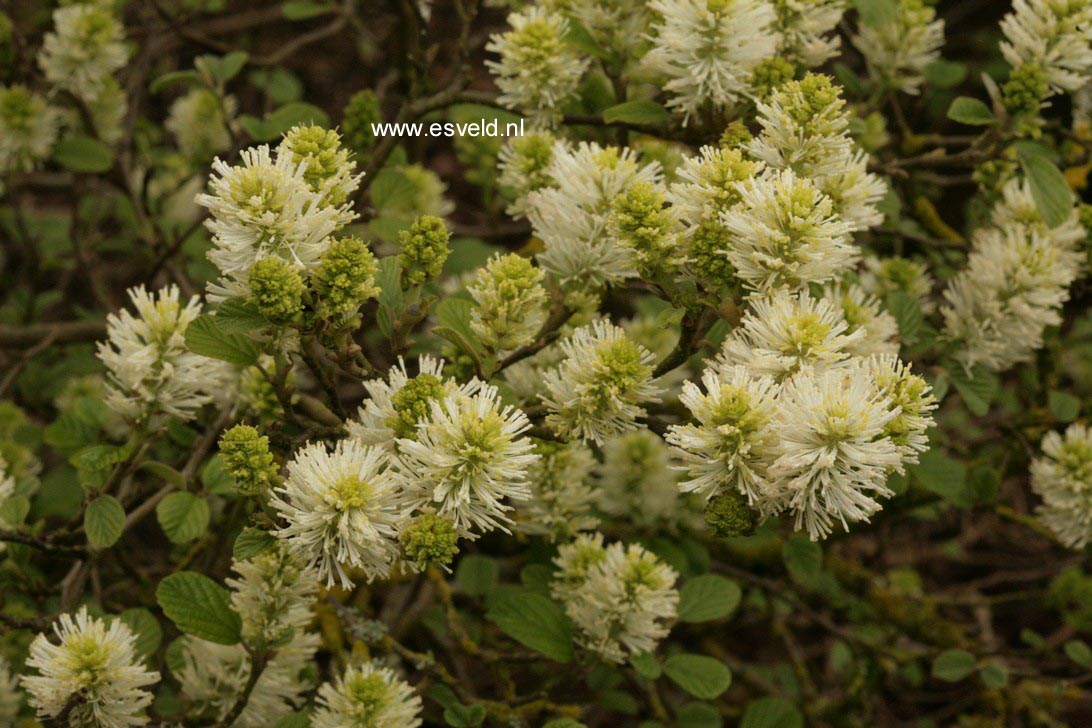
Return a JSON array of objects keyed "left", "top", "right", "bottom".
[{"left": 0, "top": 320, "right": 106, "bottom": 349}]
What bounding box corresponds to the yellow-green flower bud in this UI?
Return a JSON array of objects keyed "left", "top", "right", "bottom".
[
  {"left": 609, "top": 181, "right": 681, "bottom": 276},
  {"left": 248, "top": 256, "right": 304, "bottom": 323},
  {"left": 688, "top": 220, "right": 735, "bottom": 290},
  {"left": 311, "top": 235, "right": 380, "bottom": 320},
  {"left": 220, "top": 424, "right": 280, "bottom": 498},
  {"left": 750, "top": 57, "right": 797, "bottom": 99},
  {"left": 719, "top": 121, "right": 752, "bottom": 150},
  {"left": 385, "top": 373, "right": 445, "bottom": 439},
  {"left": 704, "top": 490, "right": 759, "bottom": 538},
  {"left": 398, "top": 215, "right": 451, "bottom": 286},
  {"left": 1003, "top": 63, "right": 1048, "bottom": 119},
  {"left": 278, "top": 123, "right": 357, "bottom": 206},
  {"left": 468, "top": 253, "right": 548, "bottom": 352},
  {"left": 400, "top": 512, "right": 460, "bottom": 570},
  {"left": 341, "top": 89, "right": 381, "bottom": 154}
]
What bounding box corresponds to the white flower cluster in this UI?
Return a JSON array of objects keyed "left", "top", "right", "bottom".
[
  {"left": 97, "top": 285, "right": 235, "bottom": 426},
  {"left": 941, "top": 178, "right": 1085, "bottom": 372},
  {"left": 22, "top": 607, "right": 160, "bottom": 727},
  {"left": 196, "top": 129, "right": 360, "bottom": 301},
  {"left": 1031, "top": 423, "right": 1092, "bottom": 549},
  {"left": 541, "top": 319, "right": 663, "bottom": 444},
  {"left": 272, "top": 438, "right": 406, "bottom": 587},
  {"left": 529, "top": 142, "right": 660, "bottom": 287},
  {"left": 0, "top": 84, "right": 62, "bottom": 175},
  {"left": 38, "top": 2, "right": 130, "bottom": 143},
  {"left": 270, "top": 356, "right": 542, "bottom": 586},
  {"left": 852, "top": 0, "right": 945, "bottom": 95},
  {"left": 552, "top": 533, "right": 679, "bottom": 663},
  {"left": 643, "top": 0, "right": 778, "bottom": 123},
  {"left": 486, "top": 6, "right": 589, "bottom": 124},
  {"left": 166, "top": 88, "right": 237, "bottom": 162},
  {"left": 177, "top": 547, "right": 320, "bottom": 726},
  {"left": 312, "top": 661, "right": 423, "bottom": 727},
  {"left": 1001, "top": 0, "right": 1092, "bottom": 94},
  {"left": 489, "top": 0, "right": 849, "bottom": 126},
  {"left": 468, "top": 252, "right": 549, "bottom": 353},
  {"left": 670, "top": 289, "right": 935, "bottom": 540},
  {"left": 517, "top": 439, "right": 599, "bottom": 540},
  {"left": 746, "top": 73, "right": 887, "bottom": 232},
  {"left": 596, "top": 429, "right": 703, "bottom": 533}
]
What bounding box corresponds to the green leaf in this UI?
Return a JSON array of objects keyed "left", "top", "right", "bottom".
[
  {"left": 281, "top": 1, "right": 333, "bottom": 20},
  {"left": 677, "top": 574, "right": 742, "bottom": 623},
  {"left": 370, "top": 167, "right": 418, "bottom": 212},
  {"left": 240, "top": 102, "right": 330, "bottom": 142},
  {"left": 740, "top": 697, "right": 804, "bottom": 728},
  {"left": 663, "top": 655, "right": 732, "bottom": 699},
  {"left": 968, "top": 464, "right": 1000, "bottom": 503},
  {"left": 602, "top": 100, "right": 671, "bottom": 126},
  {"left": 54, "top": 135, "right": 114, "bottom": 173},
  {"left": 932, "top": 649, "right": 976, "bottom": 681},
  {"left": 44, "top": 398, "right": 104, "bottom": 455},
  {"left": 120, "top": 608, "right": 163, "bottom": 657},
  {"left": 156, "top": 571, "right": 242, "bottom": 645},
  {"left": 949, "top": 365, "right": 999, "bottom": 416},
  {"left": 85, "top": 495, "right": 125, "bottom": 548},
  {"left": 249, "top": 68, "right": 304, "bottom": 105},
  {"left": 150, "top": 70, "right": 202, "bottom": 94},
  {"left": 201, "top": 455, "right": 235, "bottom": 496},
  {"left": 946, "top": 97, "right": 995, "bottom": 126},
  {"left": 444, "top": 701, "right": 487, "bottom": 727},
  {"left": 433, "top": 297, "right": 485, "bottom": 369},
  {"left": 911, "top": 448, "right": 970, "bottom": 506},
  {"left": 455, "top": 555, "right": 499, "bottom": 598},
  {"left": 71, "top": 444, "right": 128, "bottom": 487},
  {"left": 676, "top": 702, "right": 723, "bottom": 728},
  {"left": 269, "top": 101, "right": 329, "bottom": 131},
  {"left": 156, "top": 492, "right": 210, "bottom": 544},
  {"left": 233, "top": 527, "right": 277, "bottom": 560},
  {"left": 520, "top": 564, "right": 553, "bottom": 594},
  {"left": 543, "top": 721, "right": 587, "bottom": 728},
  {"left": 196, "top": 51, "right": 249, "bottom": 85},
  {"left": 886, "top": 291, "right": 923, "bottom": 342},
  {"left": 979, "top": 662, "right": 1008, "bottom": 688},
  {"left": 1020, "top": 150, "right": 1075, "bottom": 228},
  {"left": 598, "top": 689, "right": 639, "bottom": 714},
  {"left": 374, "top": 256, "right": 404, "bottom": 339},
  {"left": 782, "top": 534, "right": 822, "bottom": 587},
  {"left": 0, "top": 495, "right": 30, "bottom": 526},
  {"left": 184, "top": 315, "right": 260, "bottom": 365},
  {"left": 924, "top": 60, "right": 968, "bottom": 89},
  {"left": 1048, "top": 390, "right": 1081, "bottom": 422},
  {"left": 214, "top": 298, "right": 270, "bottom": 334},
  {"left": 630, "top": 651, "right": 662, "bottom": 679},
  {"left": 1064, "top": 639, "right": 1092, "bottom": 668},
  {"left": 138, "top": 461, "right": 186, "bottom": 489},
  {"left": 563, "top": 19, "right": 608, "bottom": 60},
  {"left": 486, "top": 590, "right": 573, "bottom": 662},
  {"left": 853, "top": 0, "right": 898, "bottom": 27}
]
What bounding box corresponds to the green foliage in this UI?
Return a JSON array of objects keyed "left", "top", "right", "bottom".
[
  {"left": 486, "top": 590, "right": 574, "bottom": 663},
  {"left": 946, "top": 97, "right": 996, "bottom": 126},
  {"left": 677, "top": 574, "right": 742, "bottom": 623},
  {"left": 156, "top": 491, "right": 210, "bottom": 544},
  {"left": 85, "top": 494, "right": 125, "bottom": 548},
  {"left": 156, "top": 571, "right": 242, "bottom": 645},
  {"left": 2, "top": 3, "right": 1089, "bottom": 725},
  {"left": 663, "top": 655, "right": 732, "bottom": 699},
  {"left": 184, "top": 315, "right": 261, "bottom": 365}
]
